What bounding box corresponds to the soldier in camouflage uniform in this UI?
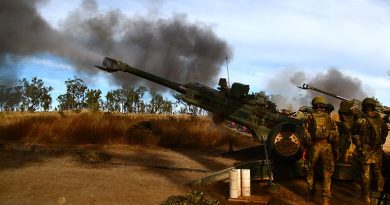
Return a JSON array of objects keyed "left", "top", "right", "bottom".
[
  {"left": 305, "top": 96, "right": 339, "bottom": 205},
  {"left": 338, "top": 100, "right": 355, "bottom": 162},
  {"left": 351, "top": 98, "right": 388, "bottom": 204},
  {"left": 325, "top": 103, "right": 335, "bottom": 115}
]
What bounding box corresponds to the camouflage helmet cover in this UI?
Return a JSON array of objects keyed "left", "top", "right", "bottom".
[
  {"left": 312, "top": 96, "right": 326, "bottom": 106},
  {"left": 362, "top": 97, "right": 376, "bottom": 107},
  {"left": 338, "top": 100, "right": 353, "bottom": 113},
  {"left": 325, "top": 103, "right": 335, "bottom": 112}
]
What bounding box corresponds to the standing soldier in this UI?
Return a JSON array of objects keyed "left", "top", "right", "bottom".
[
  {"left": 305, "top": 96, "right": 339, "bottom": 205},
  {"left": 338, "top": 100, "right": 355, "bottom": 162},
  {"left": 325, "top": 103, "right": 335, "bottom": 115},
  {"left": 351, "top": 98, "right": 388, "bottom": 204}
]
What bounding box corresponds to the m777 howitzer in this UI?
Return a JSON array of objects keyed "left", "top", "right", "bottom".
[
  {"left": 96, "top": 57, "right": 306, "bottom": 161},
  {"left": 298, "top": 83, "right": 390, "bottom": 121}
]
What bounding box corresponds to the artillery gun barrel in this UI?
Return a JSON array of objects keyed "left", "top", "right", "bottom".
[
  {"left": 297, "top": 83, "right": 350, "bottom": 101},
  {"left": 95, "top": 57, "right": 187, "bottom": 94}
]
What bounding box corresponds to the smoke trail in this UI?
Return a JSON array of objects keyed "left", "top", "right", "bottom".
[
  {"left": 0, "top": 0, "right": 232, "bottom": 89},
  {"left": 267, "top": 68, "right": 371, "bottom": 110}
]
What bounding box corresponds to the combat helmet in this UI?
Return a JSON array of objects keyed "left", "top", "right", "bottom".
[
  {"left": 338, "top": 100, "right": 353, "bottom": 113},
  {"left": 312, "top": 96, "right": 326, "bottom": 106},
  {"left": 325, "top": 103, "right": 335, "bottom": 114},
  {"left": 362, "top": 97, "right": 377, "bottom": 107}
]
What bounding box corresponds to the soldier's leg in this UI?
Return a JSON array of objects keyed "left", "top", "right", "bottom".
[
  {"left": 339, "top": 134, "right": 347, "bottom": 162},
  {"left": 372, "top": 163, "right": 384, "bottom": 192},
  {"left": 361, "top": 163, "right": 371, "bottom": 199},
  {"left": 321, "top": 144, "right": 335, "bottom": 198},
  {"left": 307, "top": 146, "right": 320, "bottom": 196}
]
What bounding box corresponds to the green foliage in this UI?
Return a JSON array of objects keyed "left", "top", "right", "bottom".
[
  {"left": 162, "top": 191, "right": 219, "bottom": 205},
  {"left": 102, "top": 86, "right": 178, "bottom": 114},
  {"left": 0, "top": 77, "right": 52, "bottom": 112},
  {"left": 57, "top": 76, "right": 87, "bottom": 111},
  {"left": 122, "top": 85, "right": 147, "bottom": 113},
  {"left": 0, "top": 84, "right": 22, "bottom": 111},
  {"left": 147, "top": 90, "right": 173, "bottom": 114},
  {"left": 173, "top": 94, "right": 207, "bottom": 115},
  {"left": 105, "top": 89, "right": 122, "bottom": 112},
  {"left": 19, "top": 77, "right": 53, "bottom": 111},
  {"left": 85, "top": 89, "right": 102, "bottom": 111},
  {"left": 0, "top": 76, "right": 210, "bottom": 115}
]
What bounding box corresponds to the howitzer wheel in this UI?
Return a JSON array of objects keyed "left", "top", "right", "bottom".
[{"left": 267, "top": 122, "right": 305, "bottom": 161}]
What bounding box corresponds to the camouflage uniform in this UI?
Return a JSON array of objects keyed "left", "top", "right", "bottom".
[
  {"left": 337, "top": 100, "right": 355, "bottom": 162},
  {"left": 325, "top": 103, "right": 335, "bottom": 115},
  {"left": 351, "top": 98, "right": 388, "bottom": 202},
  {"left": 305, "top": 97, "right": 338, "bottom": 204}
]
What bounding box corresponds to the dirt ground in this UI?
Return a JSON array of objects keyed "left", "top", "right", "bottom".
[{"left": 0, "top": 136, "right": 389, "bottom": 205}]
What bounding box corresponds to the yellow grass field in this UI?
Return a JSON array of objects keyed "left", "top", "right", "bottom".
[{"left": 0, "top": 111, "right": 233, "bottom": 148}]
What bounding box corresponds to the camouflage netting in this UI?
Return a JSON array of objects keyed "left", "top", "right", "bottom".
[{"left": 161, "top": 191, "right": 219, "bottom": 205}]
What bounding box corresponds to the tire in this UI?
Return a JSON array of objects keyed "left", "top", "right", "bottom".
[{"left": 267, "top": 122, "right": 305, "bottom": 161}]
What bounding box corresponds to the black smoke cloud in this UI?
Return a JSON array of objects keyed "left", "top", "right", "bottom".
[
  {"left": 0, "top": 0, "right": 232, "bottom": 88},
  {"left": 0, "top": 0, "right": 56, "bottom": 83},
  {"left": 268, "top": 68, "right": 371, "bottom": 110}
]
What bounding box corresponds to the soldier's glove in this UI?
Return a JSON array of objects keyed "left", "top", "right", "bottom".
[{"left": 351, "top": 105, "right": 360, "bottom": 115}]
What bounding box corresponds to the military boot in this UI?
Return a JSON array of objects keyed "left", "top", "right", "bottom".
[{"left": 322, "top": 196, "right": 331, "bottom": 205}]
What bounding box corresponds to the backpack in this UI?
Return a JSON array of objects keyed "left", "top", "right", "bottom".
[
  {"left": 308, "top": 111, "right": 333, "bottom": 142},
  {"left": 363, "top": 113, "right": 383, "bottom": 147}
]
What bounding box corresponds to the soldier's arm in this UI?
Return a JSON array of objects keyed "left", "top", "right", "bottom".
[
  {"left": 303, "top": 127, "right": 311, "bottom": 148},
  {"left": 332, "top": 120, "right": 339, "bottom": 145},
  {"left": 330, "top": 118, "right": 340, "bottom": 160},
  {"left": 300, "top": 119, "right": 311, "bottom": 161},
  {"left": 303, "top": 115, "right": 313, "bottom": 147},
  {"left": 351, "top": 118, "right": 365, "bottom": 148}
]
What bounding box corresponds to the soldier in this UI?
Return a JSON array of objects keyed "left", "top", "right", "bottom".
[
  {"left": 338, "top": 100, "right": 355, "bottom": 162},
  {"left": 325, "top": 103, "right": 335, "bottom": 115},
  {"left": 305, "top": 96, "right": 339, "bottom": 205},
  {"left": 281, "top": 108, "right": 292, "bottom": 116},
  {"left": 217, "top": 78, "right": 230, "bottom": 95},
  {"left": 295, "top": 106, "right": 312, "bottom": 120},
  {"left": 351, "top": 98, "right": 388, "bottom": 204}
]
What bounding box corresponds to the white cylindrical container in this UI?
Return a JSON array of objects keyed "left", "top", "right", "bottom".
[
  {"left": 241, "top": 169, "right": 251, "bottom": 196},
  {"left": 229, "top": 169, "right": 240, "bottom": 198},
  {"left": 237, "top": 168, "right": 241, "bottom": 196}
]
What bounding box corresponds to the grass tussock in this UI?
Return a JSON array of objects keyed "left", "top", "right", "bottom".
[{"left": 0, "top": 112, "right": 232, "bottom": 148}]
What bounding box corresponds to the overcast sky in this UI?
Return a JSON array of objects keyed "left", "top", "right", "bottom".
[{"left": 15, "top": 0, "right": 390, "bottom": 107}]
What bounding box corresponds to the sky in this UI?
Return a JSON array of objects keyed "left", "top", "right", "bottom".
[{"left": 11, "top": 0, "right": 390, "bottom": 108}]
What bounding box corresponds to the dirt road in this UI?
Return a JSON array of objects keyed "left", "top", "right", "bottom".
[
  {"left": 0, "top": 144, "right": 237, "bottom": 205},
  {"left": 0, "top": 135, "right": 389, "bottom": 205}
]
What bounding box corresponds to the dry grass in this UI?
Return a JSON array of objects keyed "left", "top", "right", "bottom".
[{"left": 0, "top": 111, "right": 232, "bottom": 148}]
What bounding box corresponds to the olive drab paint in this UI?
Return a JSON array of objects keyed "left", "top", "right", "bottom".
[{"left": 96, "top": 57, "right": 306, "bottom": 160}]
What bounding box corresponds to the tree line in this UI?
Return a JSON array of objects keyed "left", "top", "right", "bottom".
[{"left": 0, "top": 76, "right": 205, "bottom": 115}]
